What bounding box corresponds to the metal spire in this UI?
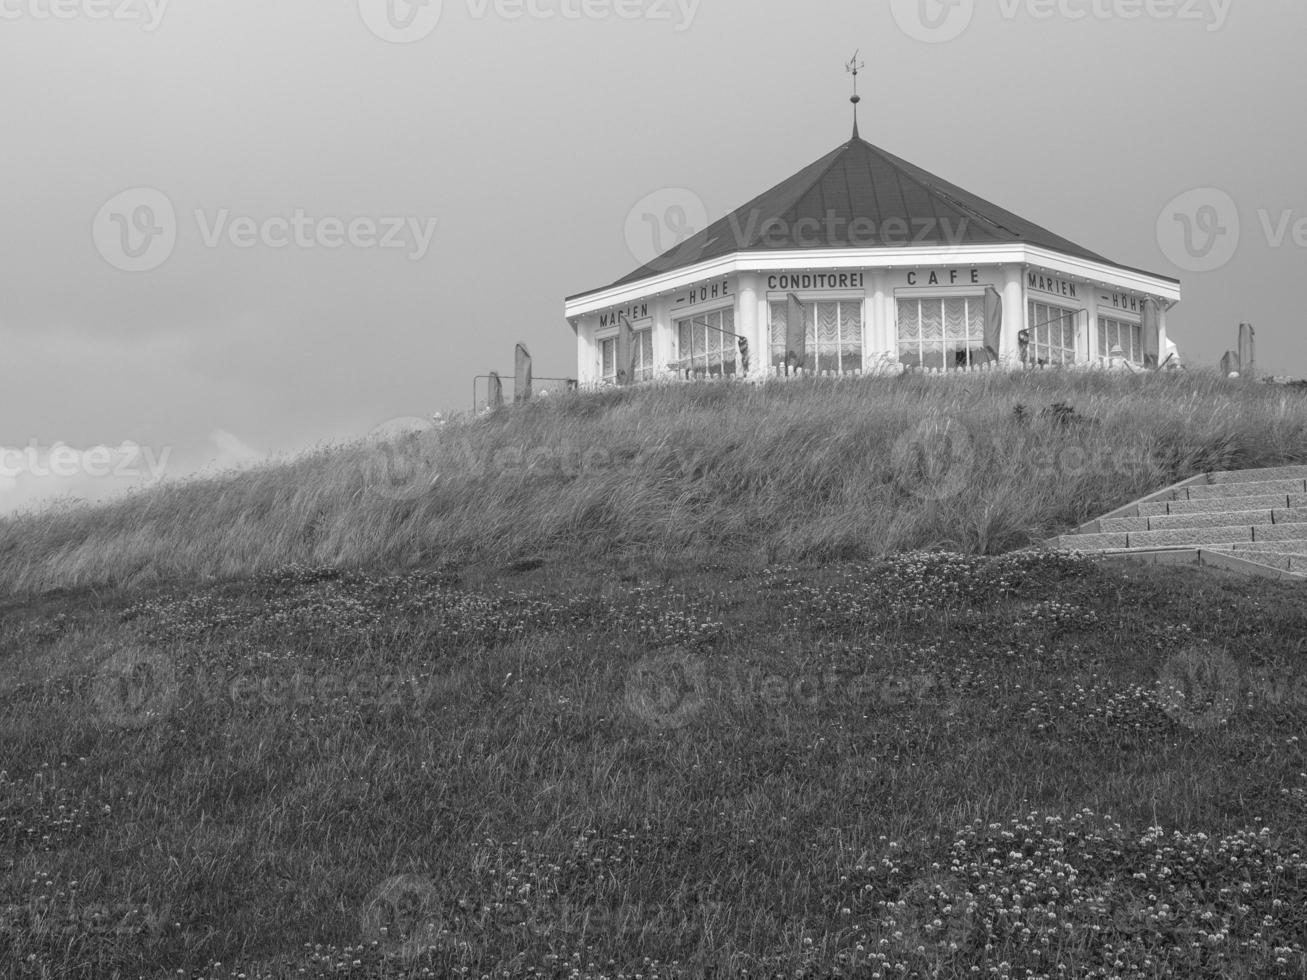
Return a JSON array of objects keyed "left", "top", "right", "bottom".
[{"left": 846, "top": 50, "right": 865, "bottom": 139}]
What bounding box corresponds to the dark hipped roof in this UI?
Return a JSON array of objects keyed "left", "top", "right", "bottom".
[{"left": 569, "top": 135, "right": 1178, "bottom": 302}]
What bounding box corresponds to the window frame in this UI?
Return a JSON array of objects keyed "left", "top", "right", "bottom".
[
  {"left": 894, "top": 291, "right": 988, "bottom": 371},
  {"left": 1097, "top": 314, "right": 1144, "bottom": 366},
  {"left": 596, "top": 324, "right": 654, "bottom": 385},
  {"left": 1026, "top": 300, "right": 1082, "bottom": 367},
  {"left": 675, "top": 305, "right": 739, "bottom": 379},
  {"left": 767, "top": 294, "right": 866, "bottom": 375}
]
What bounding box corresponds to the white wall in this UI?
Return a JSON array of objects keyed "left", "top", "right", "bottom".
[{"left": 576, "top": 259, "right": 1175, "bottom": 380}]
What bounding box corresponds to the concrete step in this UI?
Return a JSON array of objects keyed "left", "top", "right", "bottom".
[
  {"left": 1097, "top": 508, "right": 1307, "bottom": 533},
  {"left": 1049, "top": 466, "right": 1307, "bottom": 583},
  {"left": 1061, "top": 523, "right": 1307, "bottom": 551},
  {"left": 1206, "top": 551, "right": 1307, "bottom": 573},
  {"left": 1128, "top": 526, "right": 1256, "bottom": 548},
  {"left": 1058, "top": 528, "right": 1238, "bottom": 550},
  {"left": 1208, "top": 464, "right": 1307, "bottom": 485},
  {"left": 1214, "top": 540, "right": 1307, "bottom": 557},
  {"left": 1094, "top": 517, "right": 1152, "bottom": 533},
  {"left": 1137, "top": 493, "right": 1306, "bottom": 517},
  {"left": 1086, "top": 546, "right": 1307, "bottom": 581},
  {"left": 1221, "top": 552, "right": 1292, "bottom": 572},
  {"left": 1057, "top": 532, "right": 1130, "bottom": 551},
  {"left": 1254, "top": 524, "right": 1307, "bottom": 543},
  {"left": 1183, "top": 479, "right": 1307, "bottom": 501}
]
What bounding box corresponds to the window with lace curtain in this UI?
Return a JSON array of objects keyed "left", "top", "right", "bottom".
[
  {"left": 767, "top": 300, "right": 864, "bottom": 373},
  {"left": 1026, "top": 301, "right": 1079, "bottom": 366},
  {"left": 895, "top": 296, "right": 985, "bottom": 370},
  {"left": 676, "top": 309, "right": 737, "bottom": 377},
  {"left": 598, "top": 328, "right": 654, "bottom": 384},
  {"left": 1097, "top": 316, "right": 1142, "bottom": 365}
]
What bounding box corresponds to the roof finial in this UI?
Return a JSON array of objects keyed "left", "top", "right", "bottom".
[{"left": 845, "top": 50, "right": 865, "bottom": 140}]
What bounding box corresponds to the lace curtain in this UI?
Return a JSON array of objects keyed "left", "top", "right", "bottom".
[
  {"left": 898, "top": 297, "right": 984, "bottom": 369},
  {"left": 676, "top": 309, "right": 736, "bottom": 376},
  {"left": 768, "top": 300, "right": 864, "bottom": 372},
  {"left": 1098, "top": 317, "right": 1141, "bottom": 364}
]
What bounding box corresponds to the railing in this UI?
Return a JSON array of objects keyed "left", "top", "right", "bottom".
[
  {"left": 756, "top": 361, "right": 1079, "bottom": 380},
  {"left": 577, "top": 344, "right": 1167, "bottom": 392},
  {"left": 578, "top": 360, "right": 1124, "bottom": 393},
  {"left": 472, "top": 376, "right": 578, "bottom": 413}
]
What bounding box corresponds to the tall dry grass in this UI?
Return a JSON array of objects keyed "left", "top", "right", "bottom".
[{"left": 3, "top": 371, "right": 1306, "bottom": 595}]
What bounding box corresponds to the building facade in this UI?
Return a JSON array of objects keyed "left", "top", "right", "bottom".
[{"left": 565, "top": 134, "right": 1181, "bottom": 385}]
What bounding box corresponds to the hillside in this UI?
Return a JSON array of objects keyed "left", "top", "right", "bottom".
[
  {"left": 4, "top": 548, "right": 1307, "bottom": 979},
  {"left": 4, "top": 371, "right": 1307, "bottom": 979},
  {"left": 4, "top": 371, "right": 1307, "bottom": 596}
]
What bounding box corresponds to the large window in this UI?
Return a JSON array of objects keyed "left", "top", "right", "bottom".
[
  {"left": 599, "top": 327, "right": 654, "bottom": 384},
  {"left": 896, "top": 296, "right": 985, "bottom": 371},
  {"left": 1098, "top": 316, "right": 1142, "bottom": 365},
  {"left": 768, "top": 299, "right": 864, "bottom": 373},
  {"left": 676, "top": 308, "right": 737, "bottom": 377},
  {"left": 1026, "top": 301, "right": 1079, "bottom": 366}
]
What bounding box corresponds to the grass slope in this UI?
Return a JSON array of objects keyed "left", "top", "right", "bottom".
[
  {"left": 4, "top": 371, "right": 1307, "bottom": 595},
  {"left": 2, "top": 552, "right": 1307, "bottom": 979},
  {"left": 4, "top": 372, "right": 1307, "bottom": 979}
]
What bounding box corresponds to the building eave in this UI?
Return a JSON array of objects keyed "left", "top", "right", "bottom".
[{"left": 563, "top": 245, "right": 1181, "bottom": 319}]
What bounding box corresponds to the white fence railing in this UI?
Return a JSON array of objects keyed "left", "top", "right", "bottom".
[{"left": 583, "top": 351, "right": 1158, "bottom": 392}]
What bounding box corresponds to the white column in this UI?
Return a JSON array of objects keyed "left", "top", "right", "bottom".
[
  {"left": 653, "top": 296, "right": 675, "bottom": 378},
  {"left": 1001, "top": 265, "right": 1025, "bottom": 365},
  {"left": 1085, "top": 288, "right": 1100, "bottom": 365},
  {"left": 1158, "top": 303, "right": 1170, "bottom": 365},
  {"left": 576, "top": 317, "right": 593, "bottom": 385},
  {"left": 737, "top": 273, "right": 762, "bottom": 378},
  {"left": 870, "top": 269, "right": 892, "bottom": 367}
]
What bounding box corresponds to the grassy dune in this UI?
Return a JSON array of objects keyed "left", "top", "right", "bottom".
[
  {"left": 4, "top": 371, "right": 1307, "bottom": 979},
  {"left": 4, "top": 371, "right": 1307, "bottom": 596}
]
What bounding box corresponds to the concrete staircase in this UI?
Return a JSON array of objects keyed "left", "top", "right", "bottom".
[{"left": 1051, "top": 464, "right": 1307, "bottom": 581}]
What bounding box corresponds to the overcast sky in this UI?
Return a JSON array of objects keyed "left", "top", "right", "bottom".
[{"left": 2, "top": 0, "right": 1304, "bottom": 515}]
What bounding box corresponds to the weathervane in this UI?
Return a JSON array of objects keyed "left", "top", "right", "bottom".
[{"left": 846, "top": 50, "right": 866, "bottom": 139}]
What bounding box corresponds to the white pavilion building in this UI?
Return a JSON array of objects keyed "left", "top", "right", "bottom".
[{"left": 564, "top": 120, "right": 1181, "bottom": 386}]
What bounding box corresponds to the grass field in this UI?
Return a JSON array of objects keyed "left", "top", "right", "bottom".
[{"left": 4, "top": 372, "right": 1307, "bottom": 979}]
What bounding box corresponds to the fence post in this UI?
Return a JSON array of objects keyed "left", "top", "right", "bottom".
[{"left": 1238, "top": 323, "right": 1256, "bottom": 381}]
